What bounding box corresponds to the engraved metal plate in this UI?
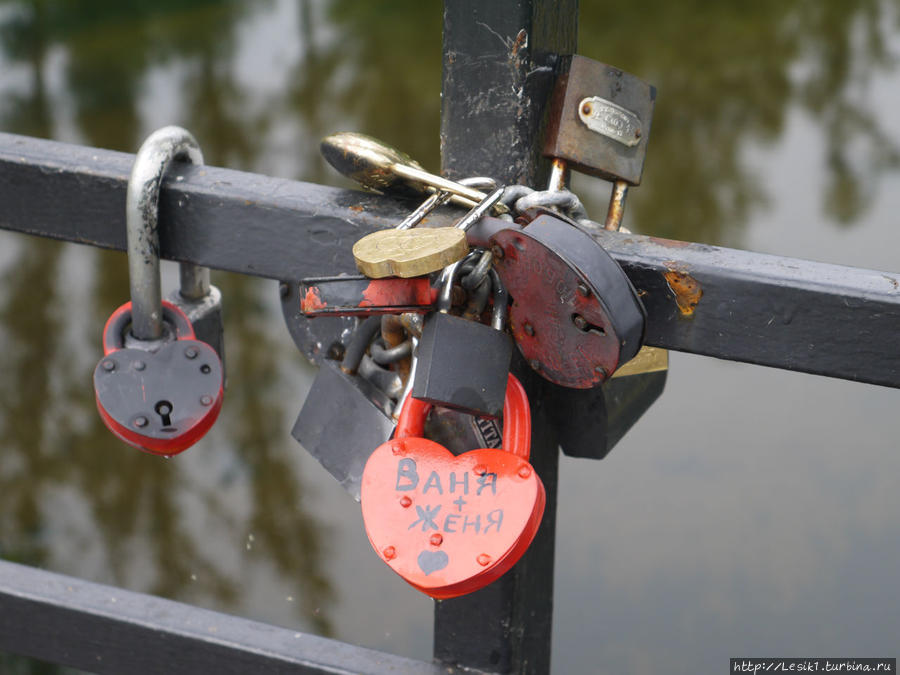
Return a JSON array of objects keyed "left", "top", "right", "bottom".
[{"left": 577, "top": 97, "right": 642, "bottom": 148}]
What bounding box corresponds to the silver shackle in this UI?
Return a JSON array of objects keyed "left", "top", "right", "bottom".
[{"left": 126, "top": 126, "right": 208, "bottom": 341}]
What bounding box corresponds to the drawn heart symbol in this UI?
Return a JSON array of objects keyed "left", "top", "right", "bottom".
[
  {"left": 417, "top": 550, "right": 449, "bottom": 576},
  {"left": 360, "top": 436, "right": 545, "bottom": 599}
]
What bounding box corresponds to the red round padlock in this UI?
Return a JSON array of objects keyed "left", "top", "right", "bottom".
[{"left": 361, "top": 373, "right": 545, "bottom": 599}]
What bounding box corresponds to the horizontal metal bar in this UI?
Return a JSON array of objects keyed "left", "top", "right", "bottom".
[
  {"left": 2, "top": 132, "right": 899, "bottom": 387},
  {"left": 0, "top": 559, "right": 467, "bottom": 675},
  {"left": 590, "top": 229, "right": 900, "bottom": 388},
  {"left": 0, "top": 132, "right": 419, "bottom": 279}
]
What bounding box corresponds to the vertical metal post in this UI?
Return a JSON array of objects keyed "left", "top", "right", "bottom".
[{"left": 436, "top": 2, "right": 578, "bottom": 673}]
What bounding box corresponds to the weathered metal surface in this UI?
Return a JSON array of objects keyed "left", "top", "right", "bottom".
[
  {"left": 440, "top": 2, "right": 577, "bottom": 189},
  {"left": 0, "top": 558, "right": 470, "bottom": 675},
  {"left": 594, "top": 230, "right": 900, "bottom": 387},
  {"left": 2, "top": 134, "right": 900, "bottom": 387},
  {"left": 436, "top": 0, "right": 577, "bottom": 672},
  {"left": 491, "top": 214, "right": 646, "bottom": 388},
  {"left": 0, "top": 131, "right": 432, "bottom": 280},
  {"left": 543, "top": 55, "right": 656, "bottom": 186},
  {"left": 299, "top": 276, "right": 437, "bottom": 317}
]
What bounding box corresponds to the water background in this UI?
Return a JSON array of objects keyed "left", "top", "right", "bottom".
[{"left": 0, "top": 1, "right": 898, "bottom": 673}]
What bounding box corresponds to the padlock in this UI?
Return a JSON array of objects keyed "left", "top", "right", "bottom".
[
  {"left": 544, "top": 55, "right": 656, "bottom": 231},
  {"left": 490, "top": 213, "right": 646, "bottom": 388},
  {"left": 352, "top": 182, "right": 505, "bottom": 279},
  {"left": 412, "top": 257, "right": 512, "bottom": 419},
  {"left": 542, "top": 54, "right": 669, "bottom": 379},
  {"left": 537, "top": 56, "right": 668, "bottom": 454},
  {"left": 360, "top": 373, "right": 544, "bottom": 599},
  {"left": 93, "top": 126, "right": 225, "bottom": 456},
  {"left": 321, "top": 132, "right": 508, "bottom": 214},
  {"left": 292, "top": 316, "right": 399, "bottom": 500}
]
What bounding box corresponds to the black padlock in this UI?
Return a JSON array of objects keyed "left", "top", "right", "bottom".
[
  {"left": 412, "top": 259, "right": 512, "bottom": 419},
  {"left": 292, "top": 316, "right": 397, "bottom": 500}
]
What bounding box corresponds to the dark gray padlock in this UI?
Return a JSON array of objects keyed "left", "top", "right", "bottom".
[
  {"left": 412, "top": 261, "right": 512, "bottom": 419},
  {"left": 292, "top": 316, "right": 396, "bottom": 500}
]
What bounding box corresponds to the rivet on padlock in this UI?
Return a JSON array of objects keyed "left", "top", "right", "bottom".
[
  {"left": 412, "top": 255, "right": 512, "bottom": 419},
  {"left": 93, "top": 126, "right": 224, "bottom": 456},
  {"left": 361, "top": 373, "right": 544, "bottom": 599}
]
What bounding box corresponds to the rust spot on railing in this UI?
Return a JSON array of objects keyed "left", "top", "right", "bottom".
[{"left": 663, "top": 265, "right": 702, "bottom": 317}]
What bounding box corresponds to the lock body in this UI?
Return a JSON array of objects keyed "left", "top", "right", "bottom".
[
  {"left": 293, "top": 359, "right": 397, "bottom": 500},
  {"left": 361, "top": 374, "right": 544, "bottom": 599},
  {"left": 544, "top": 55, "right": 656, "bottom": 186},
  {"left": 412, "top": 312, "right": 512, "bottom": 419},
  {"left": 95, "top": 301, "right": 224, "bottom": 455},
  {"left": 491, "top": 214, "right": 645, "bottom": 388}
]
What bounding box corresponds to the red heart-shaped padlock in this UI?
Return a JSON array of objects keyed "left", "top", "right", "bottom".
[
  {"left": 361, "top": 373, "right": 545, "bottom": 599},
  {"left": 94, "top": 301, "right": 224, "bottom": 456}
]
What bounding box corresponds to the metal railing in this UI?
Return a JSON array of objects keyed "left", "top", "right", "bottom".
[{"left": 0, "top": 0, "right": 897, "bottom": 673}]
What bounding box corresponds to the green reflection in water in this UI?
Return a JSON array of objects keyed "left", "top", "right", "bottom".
[
  {"left": 0, "top": 0, "right": 898, "bottom": 671},
  {"left": 578, "top": 0, "right": 899, "bottom": 241}
]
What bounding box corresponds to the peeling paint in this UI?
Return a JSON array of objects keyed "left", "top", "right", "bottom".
[
  {"left": 663, "top": 264, "right": 702, "bottom": 317},
  {"left": 649, "top": 236, "right": 691, "bottom": 248},
  {"left": 300, "top": 286, "right": 327, "bottom": 313}
]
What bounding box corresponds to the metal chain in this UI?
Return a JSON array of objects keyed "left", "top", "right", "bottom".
[{"left": 500, "top": 184, "right": 604, "bottom": 231}]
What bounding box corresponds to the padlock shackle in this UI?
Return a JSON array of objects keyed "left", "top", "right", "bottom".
[
  {"left": 396, "top": 176, "right": 498, "bottom": 231},
  {"left": 395, "top": 373, "right": 531, "bottom": 460},
  {"left": 126, "top": 126, "right": 204, "bottom": 341},
  {"left": 436, "top": 260, "right": 462, "bottom": 313},
  {"left": 488, "top": 268, "right": 507, "bottom": 331},
  {"left": 453, "top": 186, "right": 505, "bottom": 233}
]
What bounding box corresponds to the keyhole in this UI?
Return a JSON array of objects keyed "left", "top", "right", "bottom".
[
  {"left": 155, "top": 400, "right": 174, "bottom": 429},
  {"left": 572, "top": 314, "right": 606, "bottom": 337}
]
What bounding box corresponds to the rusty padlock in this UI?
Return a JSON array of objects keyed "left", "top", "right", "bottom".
[
  {"left": 490, "top": 213, "right": 646, "bottom": 388},
  {"left": 361, "top": 373, "right": 544, "bottom": 599}
]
